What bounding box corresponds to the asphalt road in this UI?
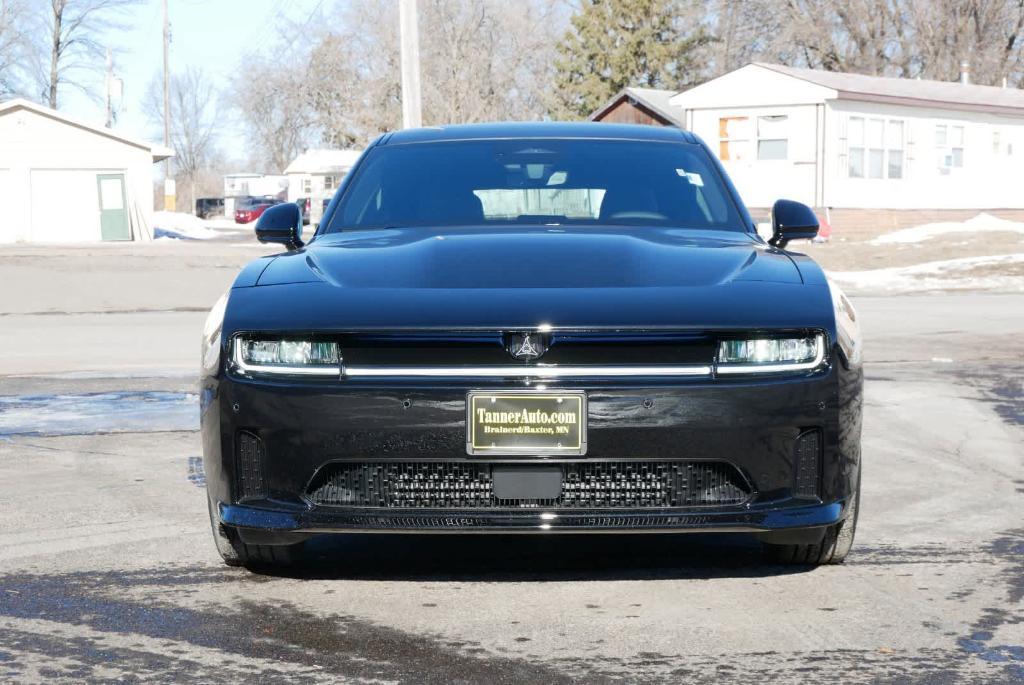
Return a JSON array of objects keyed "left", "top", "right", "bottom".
[{"left": 0, "top": 287, "right": 1021, "bottom": 684}]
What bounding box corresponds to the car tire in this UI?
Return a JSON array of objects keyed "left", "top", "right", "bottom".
[
  {"left": 765, "top": 466, "right": 861, "bottom": 566},
  {"left": 206, "top": 495, "right": 301, "bottom": 568}
]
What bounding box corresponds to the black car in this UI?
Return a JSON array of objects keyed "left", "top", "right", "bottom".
[
  {"left": 195, "top": 197, "right": 224, "bottom": 219},
  {"left": 201, "top": 123, "right": 863, "bottom": 568}
]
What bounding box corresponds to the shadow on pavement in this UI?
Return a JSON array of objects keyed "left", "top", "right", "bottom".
[{"left": 252, "top": 532, "right": 815, "bottom": 581}]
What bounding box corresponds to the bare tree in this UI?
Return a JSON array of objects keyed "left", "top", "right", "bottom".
[
  {"left": 902, "top": 0, "right": 1024, "bottom": 85},
  {"left": 292, "top": 0, "right": 567, "bottom": 147},
  {"left": 0, "top": 0, "right": 31, "bottom": 96},
  {"left": 231, "top": 53, "right": 316, "bottom": 172},
  {"left": 705, "top": 0, "right": 783, "bottom": 76},
  {"left": 145, "top": 67, "right": 222, "bottom": 212},
  {"left": 731, "top": 0, "right": 1024, "bottom": 87},
  {"left": 420, "top": 0, "right": 568, "bottom": 124},
  {"left": 41, "top": 0, "right": 137, "bottom": 108},
  {"left": 305, "top": 0, "right": 404, "bottom": 147}
]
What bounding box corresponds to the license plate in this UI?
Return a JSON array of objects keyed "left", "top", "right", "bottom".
[{"left": 466, "top": 391, "right": 587, "bottom": 456}]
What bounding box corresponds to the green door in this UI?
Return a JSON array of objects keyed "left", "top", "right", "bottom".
[{"left": 97, "top": 173, "right": 130, "bottom": 241}]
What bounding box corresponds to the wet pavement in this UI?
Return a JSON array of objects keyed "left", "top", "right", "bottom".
[
  {"left": 0, "top": 391, "right": 197, "bottom": 437},
  {"left": 0, "top": 293, "right": 1022, "bottom": 683}
]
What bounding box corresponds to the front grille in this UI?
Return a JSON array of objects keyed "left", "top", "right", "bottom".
[
  {"left": 335, "top": 332, "right": 716, "bottom": 367},
  {"left": 306, "top": 461, "right": 751, "bottom": 509},
  {"left": 236, "top": 431, "right": 267, "bottom": 500}
]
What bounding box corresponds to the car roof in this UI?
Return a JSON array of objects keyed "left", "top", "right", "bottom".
[{"left": 379, "top": 121, "right": 697, "bottom": 145}]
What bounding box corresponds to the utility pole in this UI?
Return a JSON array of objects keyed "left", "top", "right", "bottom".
[
  {"left": 399, "top": 0, "right": 422, "bottom": 129},
  {"left": 162, "top": 0, "right": 174, "bottom": 210},
  {"left": 105, "top": 48, "right": 113, "bottom": 127}
]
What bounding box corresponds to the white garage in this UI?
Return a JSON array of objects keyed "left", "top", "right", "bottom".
[{"left": 0, "top": 98, "right": 172, "bottom": 243}]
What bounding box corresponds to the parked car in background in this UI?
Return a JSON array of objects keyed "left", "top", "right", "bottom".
[
  {"left": 294, "top": 198, "right": 311, "bottom": 225},
  {"left": 195, "top": 197, "right": 225, "bottom": 219},
  {"left": 234, "top": 196, "right": 279, "bottom": 224}
]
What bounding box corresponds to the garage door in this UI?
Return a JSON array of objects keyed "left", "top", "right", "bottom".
[
  {"left": 29, "top": 169, "right": 103, "bottom": 242},
  {"left": 0, "top": 169, "right": 16, "bottom": 243}
]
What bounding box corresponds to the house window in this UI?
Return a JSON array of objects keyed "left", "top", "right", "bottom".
[
  {"left": 302, "top": 178, "right": 312, "bottom": 194},
  {"left": 718, "top": 116, "right": 750, "bottom": 161},
  {"left": 324, "top": 175, "right": 338, "bottom": 190},
  {"left": 756, "top": 115, "right": 788, "bottom": 160},
  {"left": 886, "top": 121, "right": 904, "bottom": 179},
  {"left": 866, "top": 118, "right": 885, "bottom": 178},
  {"left": 848, "top": 117, "right": 865, "bottom": 178},
  {"left": 993, "top": 130, "right": 1001, "bottom": 155},
  {"left": 951, "top": 126, "right": 964, "bottom": 166},
  {"left": 936, "top": 124, "right": 965, "bottom": 171},
  {"left": 849, "top": 116, "right": 904, "bottom": 179}
]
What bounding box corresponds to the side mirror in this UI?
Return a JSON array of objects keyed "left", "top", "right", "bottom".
[
  {"left": 255, "top": 202, "right": 303, "bottom": 249},
  {"left": 769, "top": 199, "right": 818, "bottom": 248}
]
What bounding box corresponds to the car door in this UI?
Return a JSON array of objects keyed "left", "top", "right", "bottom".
[{"left": 97, "top": 173, "right": 130, "bottom": 241}]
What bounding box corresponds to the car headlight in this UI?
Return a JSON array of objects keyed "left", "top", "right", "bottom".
[
  {"left": 716, "top": 334, "right": 825, "bottom": 374},
  {"left": 233, "top": 337, "right": 340, "bottom": 376}
]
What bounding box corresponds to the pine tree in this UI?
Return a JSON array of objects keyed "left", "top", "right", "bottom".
[{"left": 551, "top": 0, "right": 709, "bottom": 120}]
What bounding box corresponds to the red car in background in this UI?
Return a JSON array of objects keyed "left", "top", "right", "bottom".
[{"left": 234, "top": 197, "right": 279, "bottom": 224}]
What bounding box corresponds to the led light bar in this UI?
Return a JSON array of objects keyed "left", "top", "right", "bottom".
[
  {"left": 716, "top": 334, "right": 826, "bottom": 374},
  {"left": 233, "top": 338, "right": 340, "bottom": 376}
]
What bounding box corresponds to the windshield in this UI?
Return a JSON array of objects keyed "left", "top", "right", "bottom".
[{"left": 325, "top": 139, "right": 745, "bottom": 232}]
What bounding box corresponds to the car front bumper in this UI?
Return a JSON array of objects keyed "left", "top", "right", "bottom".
[
  {"left": 202, "top": 357, "right": 863, "bottom": 539},
  {"left": 218, "top": 498, "right": 847, "bottom": 538}
]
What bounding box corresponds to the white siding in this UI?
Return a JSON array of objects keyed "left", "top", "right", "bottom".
[
  {"left": 824, "top": 100, "right": 1024, "bottom": 209},
  {"left": 671, "top": 64, "right": 1024, "bottom": 210},
  {"left": 687, "top": 104, "right": 819, "bottom": 207}
]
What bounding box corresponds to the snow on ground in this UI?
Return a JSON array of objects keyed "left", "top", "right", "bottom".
[
  {"left": 870, "top": 212, "right": 1024, "bottom": 245},
  {"left": 151, "top": 211, "right": 222, "bottom": 240},
  {"left": 827, "top": 253, "right": 1024, "bottom": 293},
  {"left": 205, "top": 217, "right": 250, "bottom": 231}
]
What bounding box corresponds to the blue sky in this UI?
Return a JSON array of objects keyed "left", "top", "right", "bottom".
[{"left": 61, "top": 0, "right": 321, "bottom": 166}]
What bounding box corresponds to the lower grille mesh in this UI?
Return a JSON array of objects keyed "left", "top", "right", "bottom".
[
  {"left": 306, "top": 461, "right": 751, "bottom": 509},
  {"left": 236, "top": 431, "right": 267, "bottom": 500},
  {"left": 793, "top": 429, "right": 822, "bottom": 499}
]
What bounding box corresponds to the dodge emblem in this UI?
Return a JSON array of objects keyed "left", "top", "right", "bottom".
[{"left": 506, "top": 332, "right": 548, "bottom": 361}]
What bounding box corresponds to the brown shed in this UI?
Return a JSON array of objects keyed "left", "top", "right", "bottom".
[{"left": 589, "top": 87, "right": 685, "bottom": 127}]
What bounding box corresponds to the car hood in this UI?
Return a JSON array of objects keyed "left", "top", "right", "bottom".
[
  {"left": 257, "top": 227, "right": 803, "bottom": 289},
  {"left": 228, "top": 227, "right": 833, "bottom": 332}
]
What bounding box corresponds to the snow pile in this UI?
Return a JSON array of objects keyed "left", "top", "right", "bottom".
[
  {"left": 871, "top": 213, "right": 1024, "bottom": 245},
  {"left": 152, "top": 211, "right": 221, "bottom": 240},
  {"left": 828, "top": 253, "right": 1024, "bottom": 293}
]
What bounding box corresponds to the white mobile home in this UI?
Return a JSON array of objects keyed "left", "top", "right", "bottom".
[
  {"left": 0, "top": 99, "right": 172, "bottom": 243},
  {"left": 284, "top": 149, "right": 363, "bottom": 223},
  {"left": 222, "top": 173, "right": 289, "bottom": 216},
  {"left": 669, "top": 63, "right": 1024, "bottom": 215}
]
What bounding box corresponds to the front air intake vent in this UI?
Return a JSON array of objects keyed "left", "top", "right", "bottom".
[
  {"left": 306, "top": 461, "right": 751, "bottom": 509},
  {"left": 235, "top": 430, "right": 267, "bottom": 501},
  {"left": 793, "top": 429, "right": 822, "bottom": 499}
]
